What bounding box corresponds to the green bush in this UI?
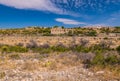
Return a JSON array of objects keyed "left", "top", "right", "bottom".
[
  {"left": 91, "top": 53, "right": 105, "bottom": 66},
  {"left": 90, "top": 53, "right": 120, "bottom": 68},
  {"left": 51, "top": 46, "right": 68, "bottom": 52},
  {"left": 43, "top": 32, "right": 52, "bottom": 36},
  {"left": 67, "top": 30, "right": 74, "bottom": 36},
  {"left": 39, "top": 48, "right": 51, "bottom": 54},
  {"left": 90, "top": 44, "right": 107, "bottom": 53},
  {"left": 86, "top": 31, "right": 97, "bottom": 36},
  {"left": 72, "top": 45, "right": 90, "bottom": 53},
  {"left": 82, "top": 47, "right": 90, "bottom": 53},
  {"left": 9, "top": 54, "right": 20, "bottom": 59},
  {"left": 9, "top": 46, "right": 28, "bottom": 53},
  {"left": 31, "top": 47, "right": 51, "bottom": 54},
  {"left": 105, "top": 55, "right": 119, "bottom": 65},
  {"left": 0, "top": 45, "right": 28, "bottom": 53},
  {"left": 72, "top": 45, "right": 82, "bottom": 52},
  {"left": 31, "top": 48, "right": 42, "bottom": 53},
  {"left": 1, "top": 46, "right": 10, "bottom": 54},
  {"left": 116, "top": 46, "right": 120, "bottom": 54}
]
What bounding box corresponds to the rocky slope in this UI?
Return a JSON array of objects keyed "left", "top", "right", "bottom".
[{"left": 0, "top": 52, "right": 119, "bottom": 81}]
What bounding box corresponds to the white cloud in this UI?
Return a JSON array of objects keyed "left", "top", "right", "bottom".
[
  {"left": 0, "top": 0, "right": 65, "bottom": 14},
  {"left": 55, "top": 18, "right": 86, "bottom": 25}
]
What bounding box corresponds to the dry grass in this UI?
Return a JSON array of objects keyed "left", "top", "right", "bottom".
[
  {"left": 0, "top": 72, "right": 5, "bottom": 79},
  {"left": 18, "top": 52, "right": 83, "bottom": 71},
  {"left": 0, "top": 60, "right": 17, "bottom": 70},
  {"left": 104, "top": 66, "right": 120, "bottom": 80},
  {"left": 45, "top": 52, "right": 83, "bottom": 70},
  {"left": 22, "top": 60, "right": 41, "bottom": 71},
  {"left": 0, "top": 52, "right": 119, "bottom": 80},
  {"left": 90, "top": 65, "right": 120, "bottom": 80}
]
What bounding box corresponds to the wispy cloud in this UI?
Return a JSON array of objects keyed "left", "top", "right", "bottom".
[
  {"left": 0, "top": 0, "right": 81, "bottom": 16},
  {"left": 0, "top": 0, "right": 65, "bottom": 14},
  {"left": 55, "top": 18, "right": 86, "bottom": 25},
  {"left": 0, "top": 0, "right": 120, "bottom": 26},
  {"left": 0, "top": 0, "right": 97, "bottom": 17}
]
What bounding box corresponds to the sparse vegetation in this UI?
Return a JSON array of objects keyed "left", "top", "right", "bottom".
[
  {"left": 0, "top": 45, "right": 28, "bottom": 53},
  {"left": 0, "top": 72, "right": 5, "bottom": 79},
  {"left": 116, "top": 45, "right": 120, "bottom": 54},
  {"left": 9, "top": 53, "right": 20, "bottom": 59},
  {"left": 0, "top": 27, "right": 120, "bottom": 80},
  {"left": 0, "top": 26, "right": 119, "bottom": 36}
]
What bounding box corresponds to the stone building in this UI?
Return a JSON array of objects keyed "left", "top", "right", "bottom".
[{"left": 51, "top": 27, "right": 72, "bottom": 35}]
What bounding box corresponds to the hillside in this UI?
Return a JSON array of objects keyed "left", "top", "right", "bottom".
[{"left": 0, "top": 27, "right": 120, "bottom": 81}]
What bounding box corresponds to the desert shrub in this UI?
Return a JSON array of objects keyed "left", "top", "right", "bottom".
[
  {"left": 31, "top": 48, "right": 42, "bottom": 53},
  {"left": 81, "top": 47, "right": 91, "bottom": 53},
  {"left": 56, "top": 43, "right": 65, "bottom": 47},
  {"left": 1, "top": 45, "right": 10, "bottom": 54},
  {"left": 42, "top": 32, "right": 52, "bottom": 36},
  {"left": 9, "top": 46, "right": 28, "bottom": 53},
  {"left": 40, "top": 43, "right": 50, "bottom": 48},
  {"left": 39, "top": 48, "right": 51, "bottom": 54},
  {"left": 67, "top": 30, "right": 73, "bottom": 36},
  {"left": 16, "top": 43, "right": 24, "bottom": 47},
  {"left": 51, "top": 46, "right": 68, "bottom": 52},
  {"left": 26, "top": 43, "right": 32, "bottom": 48},
  {"left": 72, "top": 45, "right": 90, "bottom": 53},
  {"left": 32, "top": 43, "right": 68, "bottom": 53},
  {"left": 89, "top": 53, "right": 120, "bottom": 69},
  {"left": 105, "top": 55, "right": 119, "bottom": 65},
  {"left": 39, "top": 54, "right": 49, "bottom": 60},
  {"left": 0, "top": 72, "right": 5, "bottom": 79},
  {"left": 9, "top": 53, "right": 20, "bottom": 59},
  {"left": 79, "top": 39, "right": 89, "bottom": 47},
  {"left": 26, "top": 40, "right": 38, "bottom": 48},
  {"left": 78, "top": 53, "right": 94, "bottom": 65},
  {"left": 31, "top": 47, "right": 51, "bottom": 54},
  {"left": 0, "top": 44, "right": 4, "bottom": 47},
  {"left": 90, "top": 45, "right": 104, "bottom": 53},
  {"left": 69, "top": 44, "right": 78, "bottom": 50},
  {"left": 94, "top": 50, "right": 104, "bottom": 55},
  {"left": 91, "top": 53, "right": 105, "bottom": 66},
  {"left": 86, "top": 31, "right": 97, "bottom": 36},
  {"left": 99, "top": 41, "right": 112, "bottom": 50},
  {"left": 44, "top": 61, "right": 52, "bottom": 67},
  {"left": 116, "top": 45, "right": 120, "bottom": 54},
  {"left": 72, "top": 45, "right": 82, "bottom": 52},
  {"left": 51, "top": 43, "right": 69, "bottom": 52},
  {"left": 0, "top": 45, "right": 28, "bottom": 53},
  {"left": 42, "top": 28, "right": 51, "bottom": 33},
  {"left": 104, "top": 37, "right": 108, "bottom": 40}
]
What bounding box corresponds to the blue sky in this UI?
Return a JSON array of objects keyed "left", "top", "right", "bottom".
[{"left": 0, "top": 0, "right": 120, "bottom": 28}]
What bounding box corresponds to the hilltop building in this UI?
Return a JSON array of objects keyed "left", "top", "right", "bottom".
[{"left": 51, "top": 27, "right": 72, "bottom": 35}]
